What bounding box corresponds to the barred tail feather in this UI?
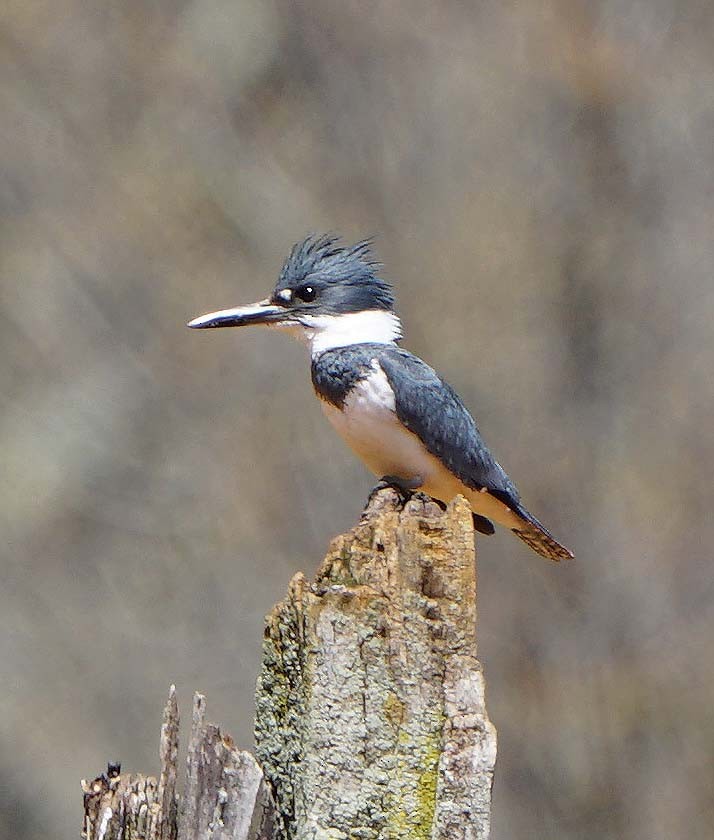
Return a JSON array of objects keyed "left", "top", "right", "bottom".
[{"left": 512, "top": 507, "right": 574, "bottom": 562}]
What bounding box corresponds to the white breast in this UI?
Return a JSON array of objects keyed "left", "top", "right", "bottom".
[
  {"left": 321, "top": 361, "right": 444, "bottom": 488},
  {"left": 320, "top": 359, "right": 523, "bottom": 529}
]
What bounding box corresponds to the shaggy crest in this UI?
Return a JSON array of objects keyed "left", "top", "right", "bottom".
[{"left": 276, "top": 234, "right": 395, "bottom": 312}]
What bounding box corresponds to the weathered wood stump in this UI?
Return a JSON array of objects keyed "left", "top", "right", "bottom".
[
  {"left": 81, "top": 488, "right": 496, "bottom": 840},
  {"left": 81, "top": 689, "right": 275, "bottom": 840},
  {"left": 256, "top": 489, "right": 496, "bottom": 840}
]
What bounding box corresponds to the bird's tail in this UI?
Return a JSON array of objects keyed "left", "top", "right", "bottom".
[{"left": 512, "top": 506, "right": 574, "bottom": 562}]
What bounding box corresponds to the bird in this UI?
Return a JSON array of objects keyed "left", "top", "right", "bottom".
[{"left": 188, "top": 234, "right": 574, "bottom": 561}]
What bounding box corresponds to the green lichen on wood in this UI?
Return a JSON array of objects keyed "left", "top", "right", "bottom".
[
  {"left": 416, "top": 739, "right": 442, "bottom": 836},
  {"left": 383, "top": 723, "right": 444, "bottom": 840},
  {"left": 255, "top": 574, "right": 311, "bottom": 840},
  {"left": 382, "top": 692, "right": 405, "bottom": 730}
]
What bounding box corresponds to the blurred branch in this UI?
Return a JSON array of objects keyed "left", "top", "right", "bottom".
[{"left": 81, "top": 488, "right": 496, "bottom": 839}]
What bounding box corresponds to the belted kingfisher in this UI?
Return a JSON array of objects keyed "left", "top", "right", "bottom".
[{"left": 188, "top": 234, "right": 574, "bottom": 561}]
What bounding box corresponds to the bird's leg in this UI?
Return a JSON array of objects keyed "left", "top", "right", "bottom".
[{"left": 367, "top": 474, "right": 422, "bottom": 508}]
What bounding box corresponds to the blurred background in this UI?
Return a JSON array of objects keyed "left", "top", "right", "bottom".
[{"left": 1, "top": 1, "right": 713, "bottom": 838}]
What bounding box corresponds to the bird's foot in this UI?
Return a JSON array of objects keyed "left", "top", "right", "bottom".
[{"left": 367, "top": 475, "right": 421, "bottom": 509}]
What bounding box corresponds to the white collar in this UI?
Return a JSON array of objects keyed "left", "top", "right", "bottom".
[{"left": 294, "top": 310, "right": 403, "bottom": 356}]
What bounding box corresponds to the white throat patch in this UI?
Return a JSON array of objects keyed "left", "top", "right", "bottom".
[{"left": 299, "top": 310, "right": 402, "bottom": 356}]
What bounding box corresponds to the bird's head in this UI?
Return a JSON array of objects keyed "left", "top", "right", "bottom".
[{"left": 187, "top": 234, "right": 402, "bottom": 353}]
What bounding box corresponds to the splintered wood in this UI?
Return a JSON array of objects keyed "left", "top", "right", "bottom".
[{"left": 81, "top": 687, "right": 275, "bottom": 840}]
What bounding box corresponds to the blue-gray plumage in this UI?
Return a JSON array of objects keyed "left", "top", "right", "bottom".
[{"left": 188, "top": 234, "right": 574, "bottom": 561}]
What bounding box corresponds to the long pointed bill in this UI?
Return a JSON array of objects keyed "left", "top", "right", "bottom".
[{"left": 187, "top": 299, "right": 288, "bottom": 329}]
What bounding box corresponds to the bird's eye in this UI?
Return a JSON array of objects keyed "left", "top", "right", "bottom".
[{"left": 295, "top": 284, "right": 317, "bottom": 302}]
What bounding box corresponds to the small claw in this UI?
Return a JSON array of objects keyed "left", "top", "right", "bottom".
[{"left": 367, "top": 475, "right": 420, "bottom": 508}]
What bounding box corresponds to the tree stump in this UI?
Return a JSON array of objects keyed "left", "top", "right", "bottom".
[
  {"left": 82, "top": 488, "right": 496, "bottom": 840},
  {"left": 255, "top": 488, "right": 496, "bottom": 840}
]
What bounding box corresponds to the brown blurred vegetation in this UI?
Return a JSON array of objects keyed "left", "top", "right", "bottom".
[{"left": 1, "top": 2, "right": 713, "bottom": 838}]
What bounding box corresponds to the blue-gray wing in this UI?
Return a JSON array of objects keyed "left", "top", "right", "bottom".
[{"left": 377, "top": 347, "right": 520, "bottom": 507}]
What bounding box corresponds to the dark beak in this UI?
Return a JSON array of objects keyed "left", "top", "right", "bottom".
[{"left": 187, "top": 299, "right": 288, "bottom": 329}]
